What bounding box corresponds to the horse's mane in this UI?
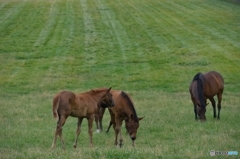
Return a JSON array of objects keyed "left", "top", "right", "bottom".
[
  {"left": 120, "top": 91, "right": 138, "bottom": 121},
  {"left": 192, "top": 73, "right": 205, "bottom": 109}
]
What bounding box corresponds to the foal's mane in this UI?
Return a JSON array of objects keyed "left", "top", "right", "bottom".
[
  {"left": 87, "top": 88, "right": 108, "bottom": 94},
  {"left": 120, "top": 91, "right": 138, "bottom": 121},
  {"left": 192, "top": 73, "right": 205, "bottom": 109}
]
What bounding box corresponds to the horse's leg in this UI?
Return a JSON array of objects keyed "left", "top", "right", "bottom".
[
  {"left": 194, "top": 104, "right": 197, "bottom": 120},
  {"left": 114, "top": 118, "right": 123, "bottom": 147},
  {"left": 87, "top": 115, "right": 94, "bottom": 148},
  {"left": 112, "top": 119, "right": 118, "bottom": 146},
  {"left": 192, "top": 97, "right": 197, "bottom": 120},
  {"left": 99, "top": 107, "right": 106, "bottom": 131},
  {"left": 95, "top": 113, "right": 100, "bottom": 133},
  {"left": 217, "top": 91, "right": 223, "bottom": 119},
  {"left": 58, "top": 116, "right": 68, "bottom": 149},
  {"left": 51, "top": 124, "right": 59, "bottom": 149},
  {"left": 106, "top": 121, "right": 113, "bottom": 133},
  {"left": 51, "top": 115, "right": 67, "bottom": 149},
  {"left": 73, "top": 117, "right": 83, "bottom": 148},
  {"left": 118, "top": 124, "right": 123, "bottom": 147},
  {"left": 106, "top": 109, "right": 114, "bottom": 133},
  {"left": 209, "top": 97, "right": 216, "bottom": 118}
]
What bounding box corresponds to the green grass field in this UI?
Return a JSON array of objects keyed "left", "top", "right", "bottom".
[{"left": 0, "top": 0, "right": 240, "bottom": 158}]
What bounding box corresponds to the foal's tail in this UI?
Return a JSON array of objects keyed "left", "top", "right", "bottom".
[{"left": 52, "top": 95, "right": 60, "bottom": 120}]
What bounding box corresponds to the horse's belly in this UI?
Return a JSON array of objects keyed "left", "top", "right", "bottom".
[
  {"left": 70, "top": 109, "right": 88, "bottom": 117},
  {"left": 204, "top": 87, "right": 219, "bottom": 98}
]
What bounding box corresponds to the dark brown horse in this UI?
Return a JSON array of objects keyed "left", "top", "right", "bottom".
[
  {"left": 98, "top": 108, "right": 129, "bottom": 134},
  {"left": 51, "top": 87, "right": 114, "bottom": 149},
  {"left": 189, "top": 71, "right": 224, "bottom": 121},
  {"left": 97, "top": 90, "right": 144, "bottom": 147}
]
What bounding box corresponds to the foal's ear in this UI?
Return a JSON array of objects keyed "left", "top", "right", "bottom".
[
  {"left": 107, "top": 87, "right": 112, "bottom": 92},
  {"left": 138, "top": 116, "right": 145, "bottom": 121}
]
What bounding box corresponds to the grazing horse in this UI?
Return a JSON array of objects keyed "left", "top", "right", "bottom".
[
  {"left": 97, "top": 90, "right": 144, "bottom": 147},
  {"left": 99, "top": 108, "right": 129, "bottom": 134},
  {"left": 189, "top": 71, "right": 224, "bottom": 121},
  {"left": 51, "top": 87, "right": 114, "bottom": 149}
]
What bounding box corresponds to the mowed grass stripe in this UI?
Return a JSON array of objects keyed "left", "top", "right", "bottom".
[
  {"left": 144, "top": 2, "right": 195, "bottom": 52},
  {"left": 94, "top": 0, "right": 138, "bottom": 87},
  {"left": 124, "top": 0, "right": 208, "bottom": 88},
  {"left": 113, "top": 1, "right": 153, "bottom": 75},
  {"left": 80, "top": 0, "right": 97, "bottom": 65},
  {"left": 0, "top": 0, "right": 25, "bottom": 26},
  {"left": 5, "top": 0, "right": 48, "bottom": 52},
  {"left": 0, "top": 0, "right": 28, "bottom": 52},
  {"left": 0, "top": 0, "right": 82, "bottom": 93},
  {"left": 164, "top": 1, "right": 239, "bottom": 51},
  {"left": 33, "top": 0, "right": 58, "bottom": 48},
  {"left": 126, "top": 1, "right": 171, "bottom": 53},
  {"left": 96, "top": 0, "right": 130, "bottom": 61},
  {"left": 153, "top": 1, "right": 222, "bottom": 52},
  {"left": 106, "top": 0, "right": 154, "bottom": 87},
  {"left": 0, "top": 1, "right": 10, "bottom": 12},
  {"left": 35, "top": 0, "right": 82, "bottom": 91},
  {"left": 179, "top": 1, "right": 240, "bottom": 45}
]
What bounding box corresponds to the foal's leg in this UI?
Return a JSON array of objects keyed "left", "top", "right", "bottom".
[
  {"left": 99, "top": 107, "right": 106, "bottom": 131},
  {"left": 113, "top": 123, "right": 118, "bottom": 146},
  {"left": 209, "top": 97, "right": 216, "bottom": 118},
  {"left": 114, "top": 118, "right": 123, "bottom": 147},
  {"left": 87, "top": 115, "right": 95, "bottom": 148},
  {"left": 73, "top": 118, "right": 83, "bottom": 148},
  {"left": 106, "top": 121, "right": 113, "bottom": 133},
  {"left": 217, "top": 92, "right": 223, "bottom": 119},
  {"left": 118, "top": 124, "right": 123, "bottom": 147},
  {"left": 95, "top": 114, "right": 100, "bottom": 133},
  {"left": 107, "top": 110, "right": 115, "bottom": 133},
  {"left": 51, "top": 116, "right": 67, "bottom": 149}
]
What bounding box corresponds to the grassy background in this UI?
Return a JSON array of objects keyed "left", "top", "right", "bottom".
[{"left": 0, "top": 0, "right": 240, "bottom": 158}]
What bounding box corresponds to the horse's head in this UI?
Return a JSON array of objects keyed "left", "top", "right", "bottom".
[
  {"left": 125, "top": 115, "right": 144, "bottom": 141},
  {"left": 196, "top": 106, "right": 206, "bottom": 121},
  {"left": 100, "top": 87, "right": 115, "bottom": 107},
  {"left": 196, "top": 102, "right": 209, "bottom": 121}
]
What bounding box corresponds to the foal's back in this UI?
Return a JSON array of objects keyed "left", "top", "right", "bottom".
[
  {"left": 67, "top": 92, "right": 98, "bottom": 117},
  {"left": 109, "top": 90, "right": 131, "bottom": 115}
]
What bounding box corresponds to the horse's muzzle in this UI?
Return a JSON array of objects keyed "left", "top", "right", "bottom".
[{"left": 131, "top": 136, "right": 136, "bottom": 141}]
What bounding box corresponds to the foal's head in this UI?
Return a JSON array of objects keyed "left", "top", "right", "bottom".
[
  {"left": 125, "top": 115, "right": 144, "bottom": 141},
  {"left": 100, "top": 87, "right": 115, "bottom": 108}
]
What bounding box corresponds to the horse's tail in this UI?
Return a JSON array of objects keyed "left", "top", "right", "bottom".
[
  {"left": 52, "top": 95, "right": 60, "bottom": 120},
  {"left": 193, "top": 73, "right": 205, "bottom": 109}
]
